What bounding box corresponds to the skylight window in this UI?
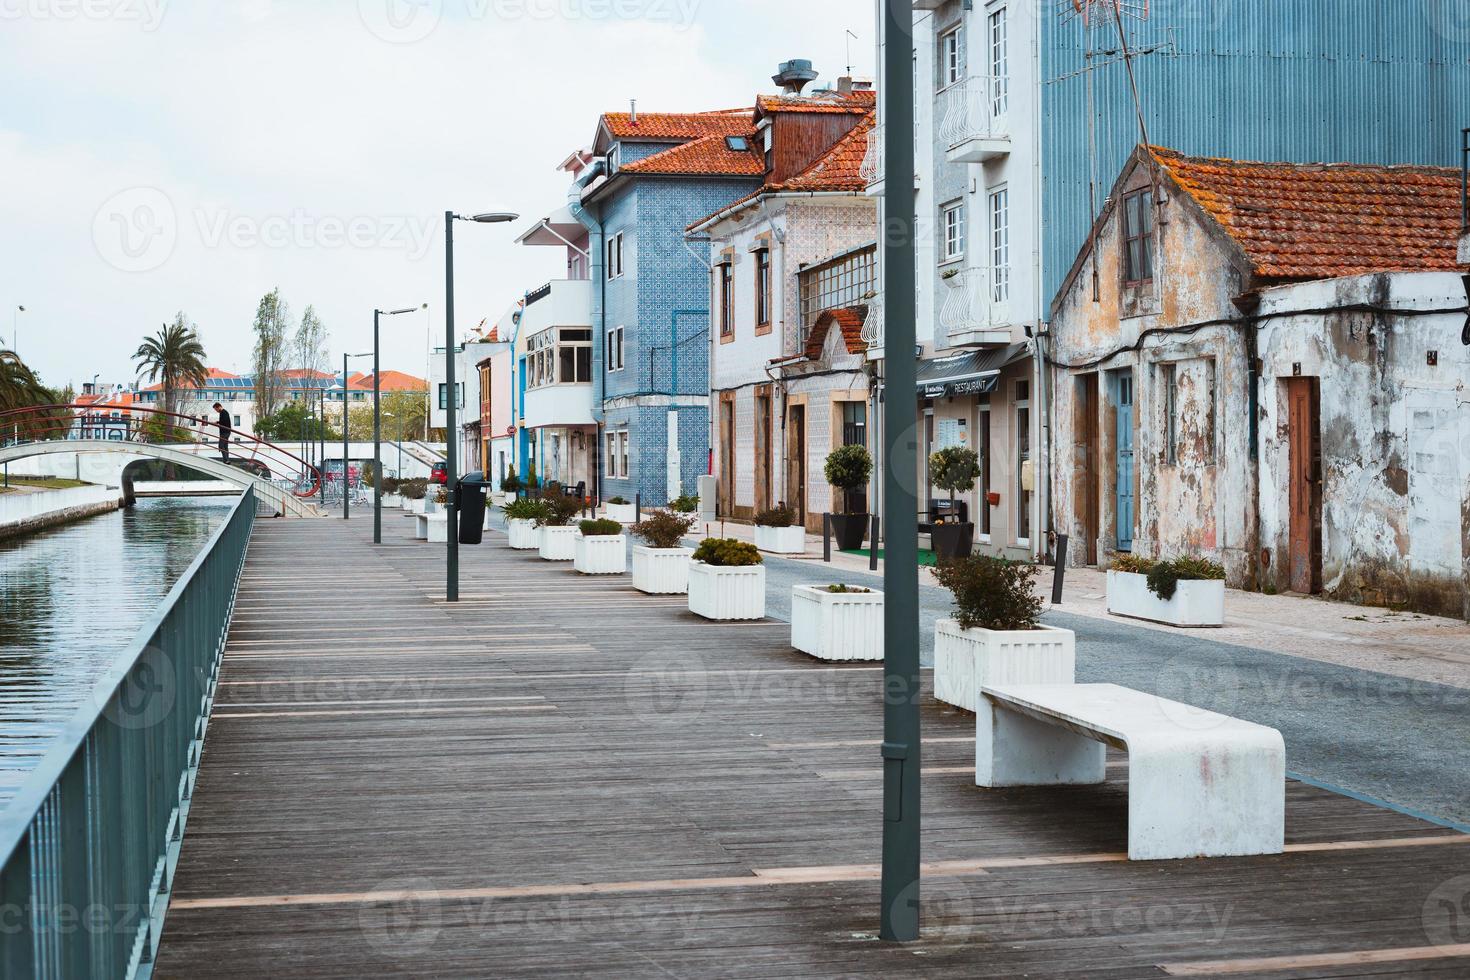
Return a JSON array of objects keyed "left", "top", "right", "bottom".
[{"left": 725, "top": 135, "right": 749, "bottom": 152}]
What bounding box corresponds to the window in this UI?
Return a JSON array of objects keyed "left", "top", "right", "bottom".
[
  {"left": 1016, "top": 379, "right": 1031, "bottom": 543},
  {"left": 755, "top": 246, "right": 771, "bottom": 327},
  {"left": 1162, "top": 362, "right": 1178, "bottom": 464},
  {"left": 1123, "top": 188, "right": 1154, "bottom": 283},
  {"left": 989, "top": 187, "right": 1009, "bottom": 302},
  {"left": 606, "top": 429, "right": 630, "bottom": 479},
  {"left": 797, "top": 243, "right": 876, "bottom": 343},
  {"left": 725, "top": 135, "right": 749, "bottom": 152},
  {"left": 941, "top": 200, "right": 965, "bottom": 263},
  {"left": 606, "top": 144, "right": 620, "bottom": 172},
  {"left": 606, "top": 232, "right": 625, "bottom": 279},
  {"left": 989, "top": 6, "right": 1009, "bottom": 117},
  {"left": 619, "top": 430, "right": 629, "bottom": 480},
  {"left": 939, "top": 24, "right": 965, "bottom": 89},
  {"left": 438, "top": 383, "right": 463, "bottom": 410},
  {"left": 528, "top": 328, "right": 592, "bottom": 389},
  {"left": 606, "top": 325, "right": 625, "bottom": 372},
  {"left": 718, "top": 260, "right": 734, "bottom": 337},
  {"left": 841, "top": 401, "right": 867, "bottom": 447}
]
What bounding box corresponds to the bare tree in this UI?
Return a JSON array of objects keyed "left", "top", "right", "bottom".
[
  {"left": 251, "top": 288, "right": 290, "bottom": 421},
  {"left": 294, "top": 304, "right": 330, "bottom": 377}
]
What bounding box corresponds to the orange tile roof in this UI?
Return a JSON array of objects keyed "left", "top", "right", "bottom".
[
  {"left": 356, "top": 370, "right": 427, "bottom": 392},
  {"left": 755, "top": 89, "right": 875, "bottom": 117},
  {"left": 620, "top": 132, "right": 765, "bottom": 178},
  {"left": 602, "top": 109, "right": 751, "bottom": 140},
  {"left": 1152, "top": 146, "right": 1464, "bottom": 281},
  {"left": 804, "top": 306, "right": 867, "bottom": 359},
  {"left": 769, "top": 114, "right": 873, "bottom": 193}
]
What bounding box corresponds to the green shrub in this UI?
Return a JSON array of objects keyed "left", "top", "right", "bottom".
[
  {"left": 631, "top": 509, "right": 697, "bottom": 549},
  {"left": 500, "top": 466, "right": 520, "bottom": 493},
  {"left": 579, "top": 518, "right": 622, "bottom": 537},
  {"left": 381, "top": 477, "right": 401, "bottom": 495},
  {"left": 825, "top": 583, "right": 871, "bottom": 594},
  {"left": 537, "top": 492, "right": 583, "bottom": 527},
  {"left": 754, "top": 503, "right": 796, "bottom": 528},
  {"left": 929, "top": 445, "right": 980, "bottom": 505},
  {"left": 934, "top": 555, "right": 1043, "bottom": 631},
  {"left": 1108, "top": 553, "right": 1155, "bottom": 575},
  {"left": 607, "top": 496, "right": 630, "bottom": 505},
  {"left": 692, "top": 538, "right": 763, "bottom": 567},
  {"left": 524, "top": 462, "right": 538, "bottom": 488},
  {"left": 671, "top": 493, "right": 699, "bottom": 513},
  {"left": 1146, "top": 555, "right": 1226, "bottom": 600},
  {"left": 504, "top": 498, "right": 549, "bottom": 521},
  {"left": 824, "top": 444, "right": 873, "bottom": 513},
  {"left": 400, "top": 479, "right": 427, "bottom": 500}
]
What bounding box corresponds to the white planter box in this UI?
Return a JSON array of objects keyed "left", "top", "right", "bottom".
[
  {"left": 575, "top": 534, "right": 627, "bottom": 574},
  {"left": 382, "top": 494, "right": 403, "bottom": 508},
  {"left": 605, "top": 502, "right": 637, "bottom": 524},
  {"left": 538, "top": 524, "right": 578, "bottom": 561},
  {"left": 423, "top": 498, "right": 440, "bottom": 514},
  {"left": 790, "top": 585, "right": 883, "bottom": 661},
  {"left": 755, "top": 524, "right": 805, "bottom": 554},
  {"left": 688, "top": 562, "right": 766, "bottom": 620},
  {"left": 631, "top": 546, "right": 694, "bottom": 594},
  {"left": 1106, "top": 570, "right": 1225, "bottom": 627},
  {"left": 507, "top": 518, "right": 540, "bottom": 550},
  {"left": 425, "top": 514, "right": 448, "bottom": 543},
  {"left": 933, "top": 619, "right": 1075, "bottom": 712},
  {"left": 402, "top": 498, "right": 418, "bottom": 512}
]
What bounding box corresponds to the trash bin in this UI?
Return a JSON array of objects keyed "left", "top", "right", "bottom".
[{"left": 458, "top": 471, "right": 490, "bottom": 545}]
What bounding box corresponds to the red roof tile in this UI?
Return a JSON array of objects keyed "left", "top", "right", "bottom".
[
  {"left": 621, "top": 132, "right": 765, "bottom": 178},
  {"left": 1152, "top": 146, "right": 1464, "bottom": 281},
  {"left": 769, "top": 114, "right": 873, "bottom": 193},
  {"left": 804, "top": 306, "right": 867, "bottom": 359},
  {"left": 602, "top": 109, "right": 751, "bottom": 140}
]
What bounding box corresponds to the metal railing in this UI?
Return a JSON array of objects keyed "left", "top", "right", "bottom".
[
  {"left": 860, "top": 123, "right": 883, "bottom": 186},
  {"left": 937, "top": 74, "right": 1009, "bottom": 150},
  {"left": 861, "top": 298, "right": 884, "bottom": 350},
  {"left": 939, "top": 265, "right": 1011, "bottom": 337},
  {"left": 0, "top": 488, "right": 255, "bottom": 979}
]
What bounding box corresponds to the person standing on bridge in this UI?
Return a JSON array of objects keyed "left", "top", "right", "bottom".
[{"left": 213, "top": 402, "right": 232, "bottom": 462}]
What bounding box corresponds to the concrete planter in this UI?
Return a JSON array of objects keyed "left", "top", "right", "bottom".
[
  {"left": 933, "top": 620, "right": 1075, "bottom": 712},
  {"left": 605, "top": 502, "right": 637, "bottom": 524},
  {"left": 575, "top": 534, "right": 627, "bottom": 574},
  {"left": 425, "top": 514, "right": 448, "bottom": 543},
  {"left": 1107, "top": 570, "right": 1225, "bottom": 627},
  {"left": 401, "top": 498, "right": 418, "bottom": 512},
  {"left": 755, "top": 524, "right": 805, "bottom": 554},
  {"left": 790, "top": 585, "right": 883, "bottom": 661},
  {"left": 688, "top": 562, "right": 765, "bottom": 620},
  {"left": 507, "top": 518, "right": 540, "bottom": 550},
  {"left": 538, "top": 524, "right": 578, "bottom": 561},
  {"left": 423, "top": 498, "right": 439, "bottom": 515},
  {"left": 382, "top": 493, "right": 403, "bottom": 508},
  {"left": 631, "top": 546, "right": 694, "bottom": 594}
]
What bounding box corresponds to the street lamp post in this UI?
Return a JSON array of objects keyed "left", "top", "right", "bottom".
[
  {"left": 342, "top": 352, "right": 371, "bottom": 520},
  {"left": 444, "top": 210, "right": 518, "bottom": 602},
  {"left": 9, "top": 306, "right": 24, "bottom": 358},
  {"left": 372, "top": 305, "right": 426, "bottom": 545}
]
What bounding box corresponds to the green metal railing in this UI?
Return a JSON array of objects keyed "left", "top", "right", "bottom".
[{"left": 0, "top": 488, "right": 255, "bottom": 979}]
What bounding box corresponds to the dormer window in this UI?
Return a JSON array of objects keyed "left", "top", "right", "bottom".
[
  {"left": 606, "top": 144, "right": 620, "bottom": 172},
  {"left": 725, "top": 135, "right": 749, "bottom": 152}
]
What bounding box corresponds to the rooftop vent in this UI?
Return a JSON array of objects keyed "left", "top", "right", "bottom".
[{"left": 772, "top": 59, "right": 818, "bottom": 96}]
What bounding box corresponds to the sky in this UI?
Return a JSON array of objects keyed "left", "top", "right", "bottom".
[{"left": 0, "top": 0, "right": 876, "bottom": 391}]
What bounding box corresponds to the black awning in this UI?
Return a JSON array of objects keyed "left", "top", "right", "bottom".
[{"left": 915, "top": 343, "right": 1027, "bottom": 399}]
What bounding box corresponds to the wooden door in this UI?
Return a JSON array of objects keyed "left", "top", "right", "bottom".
[
  {"left": 1113, "top": 372, "right": 1135, "bottom": 552},
  {"left": 718, "top": 394, "right": 735, "bottom": 518},
  {"left": 754, "top": 388, "right": 772, "bottom": 513},
  {"left": 1285, "top": 378, "right": 1322, "bottom": 594},
  {"left": 786, "top": 404, "right": 806, "bottom": 524},
  {"left": 1076, "top": 374, "right": 1100, "bottom": 564}
]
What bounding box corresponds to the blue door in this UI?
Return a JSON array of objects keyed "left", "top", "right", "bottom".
[{"left": 1114, "top": 372, "right": 1134, "bottom": 552}]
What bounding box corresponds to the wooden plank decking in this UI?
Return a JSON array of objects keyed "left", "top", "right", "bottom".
[{"left": 153, "top": 517, "right": 1470, "bottom": 978}]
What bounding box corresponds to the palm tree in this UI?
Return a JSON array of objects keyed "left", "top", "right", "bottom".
[
  {"left": 0, "top": 349, "right": 56, "bottom": 441},
  {"left": 133, "top": 314, "right": 208, "bottom": 431}
]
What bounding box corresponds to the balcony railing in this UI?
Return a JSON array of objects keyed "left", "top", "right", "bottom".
[
  {"left": 861, "top": 298, "right": 883, "bottom": 350},
  {"left": 939, "top": 265, "right": 1011, "bottom": 338},
  {"left": 938, "top": 75, "right": 1010, "bottom": 161},
  {"left": 860, "top": 124, "right": 883, "bottom": 187}
]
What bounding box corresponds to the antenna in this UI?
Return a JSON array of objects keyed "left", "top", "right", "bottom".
[
  {"left": 1058, "top": 0, "right": 1148, "bottom": 26},
  {"left": 845, "top": 28, "right": 858, "bottom": 76}
]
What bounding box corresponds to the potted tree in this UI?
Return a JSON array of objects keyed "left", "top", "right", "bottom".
[
  {"left": 496, "top": 467, "right": 520, "bottom": 507},
  {"left": 790, "top": 583, "right": 883, "bottom": 661},
  {"left": 575, "top": 518, "right": 626, "bottom": 574},
  {"left": 536, "top": 492, "right": 583, "bottom": 561},
  {"left": 400, "top": 478, "right": 427, "bottom": 513},
  {"left": 503, "top": 498, "right": 547, "bottom": 550},
  {"left": 824, "top": 444, "right": 872, "bottom": 551},
  {"left": 1106, "top": 553, "right": 1226, "bottom": 627},
  {"left": 688, "top": 538, "right": 765, "bottom": 620},
  {"left": 932, "top": 555, "right": 1075, "bottom": 712},
  {"left": 605, "top": 496, "right": 637, "bottom": 523},
  {"left": 380, "top": 477, "right": 403, "bottom": 509},
  {"left": 754, "top": 504, "right": 805, "bottom": 554},
  {"left": 630, "top": 509, "right": 698, "bottom": 594},
  {"left": 928, "top": 445, "right": 980, "bottom": 560},
  {"left": 670, "top": 492, "right": 700, "bottom": 514}
]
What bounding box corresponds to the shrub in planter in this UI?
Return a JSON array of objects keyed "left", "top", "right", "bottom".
[
  {"left": 688, "top": 538, "right": 765, "bottom": 620},
  {"left": 504, "top": 498, "right": 548, "bottom": 550},
  {"left": 630, "top": 510, "right": 698, "bottom": 594},
  {"left": 753, "top": 503, "right": 805, "bottom": 554},
  {"left": 381, "top": 477, "right": 401, "bottom": 495},
  {"left": 1146, "top": 555, "right": 1225, "bottom": 601},
  {"left": 670, "top": 492, "right": 699, "bottom": 513},
  {"left": 604, "top": 496, "right": 636, "bottom": 522},
  {"left": 400, "top": 479, "right": 427, "bottom": 501},
  {"left": 607, "top": 496, "right": 629, "bottom": 506},
  {"left": 824, "top": 444, "right": 873, "bottom": 551},
  {"left": 500, "top": 467, "right": 520, "bottom": 494},
  {"left": 1107, "top": 553, "right": 1226, "bottom": 627},
  {"left": 536, "top": 493, "right": 582, "bottom": 560},
  {"left": 931, "top": 555, "right": 1074, "bottom": 712},
  {"left": 790, "top": 582, "right": 883, "bottom": 661},
  {"left": 575, "top": 519, "right": 626, "bottom": 574},
  {"left": 929, "top": 445, "right": 980, "bottom": 561},
  {"left": 535, "top": 493, "right": 583, "bottom": 528}
]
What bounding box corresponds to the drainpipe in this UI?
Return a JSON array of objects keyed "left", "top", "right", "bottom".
[{"left": 568, "top": 158, "right": 607, "bottom": 499}]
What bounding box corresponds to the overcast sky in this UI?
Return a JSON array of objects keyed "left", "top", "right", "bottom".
[{"left": 1, "top": 0, "right": 875, "bottom": 390}]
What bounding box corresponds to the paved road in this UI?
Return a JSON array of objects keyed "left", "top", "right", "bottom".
[{"left": 484, "top": 514, "right": 1470, "bottom": 829}]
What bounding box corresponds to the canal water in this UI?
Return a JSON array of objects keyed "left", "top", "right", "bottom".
[{"left": 0, "top": 497, "right": 235, "bottom": 808}]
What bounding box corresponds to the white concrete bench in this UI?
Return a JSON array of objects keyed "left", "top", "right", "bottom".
[
  {"left": 413, "top": 513, "right": 448, "bottom": 541},
  {"left": 413, "top": 514, "right": 429, "bottom": 540},
  {"left": 977, "top": 683, "right": 1285, "bottom": 861}
]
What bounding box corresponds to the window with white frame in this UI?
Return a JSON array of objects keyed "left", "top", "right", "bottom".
[
  {"left": 941, "top": 200, "right": 965, "bottom": 263},
  {"left": 989, "top": 187, "right": 1009, "bottom": 302},
  {"left": 989, "top": 5, "right": 1009, "bottom": 117},
  {"left": 606, "top": 325, "right": 625, "bottom": 372},
  {"left": 604, "top": 429, "right": 629, "bottom": 479},
  {"left": 939, "top": 24, "right": 965, "bottom": 89},
  {"left": 607, "top": 144, "right": 620, "bottom": 172},
  {"left": 526, "top": 328, "right": 592, "bottom": 389},
  {"left": 606, "top": 232, "right": 625, "bottom": 279}
]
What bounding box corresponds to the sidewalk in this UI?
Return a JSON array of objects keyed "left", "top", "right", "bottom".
[{"left": 693, "top": 517, "right": 1470, "bottom": 690}]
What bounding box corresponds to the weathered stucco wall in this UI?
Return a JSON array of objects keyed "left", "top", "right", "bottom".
[{"left": 1257, "top": 272, "right": 1470, "bottom": 618}]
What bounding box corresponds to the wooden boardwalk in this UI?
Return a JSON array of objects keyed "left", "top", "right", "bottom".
[{"left": 153, "top": 516, "right": 1470, "bottom": 978}]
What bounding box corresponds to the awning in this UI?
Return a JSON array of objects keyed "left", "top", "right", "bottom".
[
  {"left": 916, "top": 343, "right": 1028, "bottom": 399},
  {"left": 515, "top": 205, "right": 587, "bottom": 249}
]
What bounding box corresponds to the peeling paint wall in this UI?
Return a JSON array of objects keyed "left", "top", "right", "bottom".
[{"left": 1256, "top": 272, "right": 1470, "bottom": 618}]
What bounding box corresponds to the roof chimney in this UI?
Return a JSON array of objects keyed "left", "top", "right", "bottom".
[
  {"left": 772, "top": 59, "right": 818, "bottom": 96},
  {"left": 629, "top": 99, "right": 637, "bottom": 124},
  {"left": 837, "top": 75, "right": 853, "bottom": 94}
]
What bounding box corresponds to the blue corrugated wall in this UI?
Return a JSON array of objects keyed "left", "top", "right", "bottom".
[{"left": 1040, "top": 0, "right": 1470, "bottom": 307}]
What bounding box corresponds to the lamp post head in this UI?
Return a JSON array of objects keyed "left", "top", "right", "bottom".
[{"left": 469, "top": 212, "right": 519, "bottom": 224}]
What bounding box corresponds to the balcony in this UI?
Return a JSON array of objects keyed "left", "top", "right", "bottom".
[
  {"left": 938, "top": 75, "right": 1010, "bottom": 164},
  {"left": 518, "top": 279, "right": 591, "bottom": 337},
  {"left": 860, "top": 124, "right": 883, "bottom": 193},
  {"left": 939, "top": 265, "right": 1012, "bottom": 346},
  {"left": 860, "top": 298, "right": 883, "bottom": 360}
]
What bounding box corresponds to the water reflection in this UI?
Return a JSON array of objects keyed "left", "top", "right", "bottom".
[{"left": 0, "top": 497, "right": 233, "bottom": 808}]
